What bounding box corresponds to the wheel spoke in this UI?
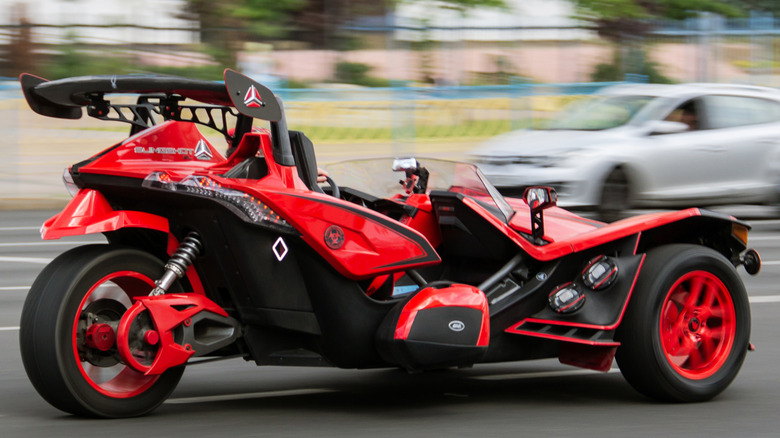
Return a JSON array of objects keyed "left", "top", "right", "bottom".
[
  {"left": 699, "top": 334, "right": 717, "bottom": 361},
  {"left": 701, "top": 279, "right": 719, "bottom": 309},
  {"left": 685, "top": 344, "right": 706, "bottom": 369},
  {"left": 674, "top": 337, "right": 695, "bottom": 359},
  {"left": 684, "top": 276, "right": 705, "bottom": 309}
]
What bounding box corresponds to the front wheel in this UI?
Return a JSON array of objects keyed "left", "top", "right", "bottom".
[
  {"left": 615, "top": 244, "right": 750, "bottom": 402},
  {"left": 20, "top": 245, "right": 184, "bottom": 417}
]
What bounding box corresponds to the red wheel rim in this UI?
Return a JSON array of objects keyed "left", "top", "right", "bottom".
[
  {"left": 72, "top": 271, "right": 160, "bottom": 398},
  {"left": 659, "top": 270, "right": 736, "bottom": 379}
]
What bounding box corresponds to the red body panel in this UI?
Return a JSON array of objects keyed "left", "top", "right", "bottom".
[
  {"left": 42, "top": 188, "right": 206, "bottom": 295},
  {"left": 401, "top": 194, "right": 442, "bottom": 249},
  {"left": 77, "top": 121, "right": 226, "bottom": 178},
  {"left": 42, "top": 189, "right": 169, "bottom": 239},
  {"left": 394, "top": 284, "right": 490, "bottom": 346},
  {"left": 258, "top": 189, "right": 441, "bottom": 279},
  {"left": 473, "top": 196, "right": 706, "bottom": 261}
]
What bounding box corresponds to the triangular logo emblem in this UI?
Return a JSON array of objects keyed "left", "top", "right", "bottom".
[
  {"left": 244, "top": 85, "right": 263, "bottom": 108},
  {"left": 194, "top": 139, "right": 213, "bottom": 161}
]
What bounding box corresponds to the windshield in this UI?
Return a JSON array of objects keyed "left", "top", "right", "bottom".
[
  {"left": 546, "top": 95, "right": 654, "bottom": 131},
  {"left": 323, "top": 158, "right": 514, "bottom": 222}
]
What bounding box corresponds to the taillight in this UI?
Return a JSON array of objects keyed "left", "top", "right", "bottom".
[
  {"left": 62, "top": 168, "right": 79, "bottom": 197},
  {"left": 142, "top": 172, "right": 295, "bottom": 233}
]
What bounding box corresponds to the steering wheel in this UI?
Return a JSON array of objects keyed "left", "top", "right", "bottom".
[{"left": 324, "top": 175, "right": 340, "bottom": 199}]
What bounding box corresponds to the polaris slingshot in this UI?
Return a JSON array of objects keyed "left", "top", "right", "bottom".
[{"left": 18, "top": 70, "right": 760, "bottom": 417}]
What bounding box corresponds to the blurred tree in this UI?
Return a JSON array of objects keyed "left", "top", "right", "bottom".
[
  {"left": 571, "top": 0, "right": 743, "bottom": 42},
  {"left": 3, "top": 3, "right": 35, "bottom": 76},
  {"left": 721, "top": 1, "right": 780, "bottom": 15},
  {"left": 570, "top": 0, "right": 746, "bottom": 82},
  {"left": 178, "top": 0, "right": 306, "bottom": 67}
]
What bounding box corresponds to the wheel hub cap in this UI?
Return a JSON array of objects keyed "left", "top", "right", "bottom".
[
  {"left": 85, "top": 323, "right": 116, "bottom": 351},
  {"left": 659, "top": 270, "right": 736, "bottom": 380},
  {"left": 688, "top": 316, "right": 701, "bottom": 332}
]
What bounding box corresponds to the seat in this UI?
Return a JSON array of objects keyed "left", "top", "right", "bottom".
[
  {"left": 289, "top": 130, "right": 324, "bottom": 194},
  {"left": 223, "top": 157, "right": 269, "bottom": 179}
]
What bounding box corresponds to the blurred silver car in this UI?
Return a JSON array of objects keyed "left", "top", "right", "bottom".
[{"left": 472, "top": 83, "right": 780, "bottom": 221}]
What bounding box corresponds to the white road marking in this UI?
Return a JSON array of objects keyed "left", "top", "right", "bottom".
[
  {"left": 0, "top": 241, "right": 98, "bottom": 247},
  {"left": 0, "top": 327, "right": 19, "bottom": 331},
  {"left": 165, "top": 388, "right": 337, "bottom": 405},
  {"left": 0, "top": 256, "right": 52, "bottom": 264},
  {"left": 0, "top": 286, "right": 29, "bottom": 291},
  {"left": 0, "top": 226, "right": 40, "bottom": 231},
  {"left": 748, "top": 295, "right": 780, "bottom": 303},
  {"left": 749, "top": 235, "right": 780, "bottom": 241},
  {"left": 750, "top": 220, "right": 780, "bottom": 225}
]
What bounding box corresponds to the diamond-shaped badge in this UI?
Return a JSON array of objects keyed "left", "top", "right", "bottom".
[{"left": 272, "top": 237, "right": 288, "bottom": 261}]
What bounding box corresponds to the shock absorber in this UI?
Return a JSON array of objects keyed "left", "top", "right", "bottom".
[{"left": 149, "top": 232, "right": 203, "bottom": 296}]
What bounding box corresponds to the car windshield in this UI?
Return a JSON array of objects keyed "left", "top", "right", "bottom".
[
  {"left": 546, "top": 95, "right": 654, "bottom": 131},
  {"left": 323, "top": 158, "right": 514, "bottom": 222}
]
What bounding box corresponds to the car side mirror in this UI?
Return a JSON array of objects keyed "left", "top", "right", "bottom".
[
  {"left": 523, "top": 186, "right": 557, "bottom": 242},
  {"left": 393, "top": 157, "right": 429, "bottom": 195},
  {"left": 392, "top": 157, "right": 419, "bottom": 172},
  {"left": 648, "top": 120, "right": 689, "bottom": 135},
  {"left": 523, "top": 186, "right": 557, "bottom": 211}
]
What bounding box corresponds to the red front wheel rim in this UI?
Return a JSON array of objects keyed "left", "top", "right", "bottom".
[
  {"left": 659, "top": 270, "right": 736, "bottom": 380},
  {"left": 72, "top": 271, "right": 160, "bottom": 398}
]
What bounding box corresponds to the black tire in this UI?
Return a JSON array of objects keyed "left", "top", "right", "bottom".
[
  {"left": 615, "top": 244, "right": 750, "bottom": 402},
  {"left": 597, "top": 168, "right": 630, "bottom": 222},
  {"left": 20, "top": 245, "right": 185, "bottom": 417}
]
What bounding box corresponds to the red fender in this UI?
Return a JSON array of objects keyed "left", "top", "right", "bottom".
[
  {"left": 42, "top": 188, "right": 206, "bottom": 295},
  {"left": 42, "top": 188, "right": 169, "bottom": 239}
]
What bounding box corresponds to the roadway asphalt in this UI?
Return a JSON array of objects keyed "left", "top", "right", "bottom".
[{"left": 1, "top": 209, "right": 780, "bottom": 437}]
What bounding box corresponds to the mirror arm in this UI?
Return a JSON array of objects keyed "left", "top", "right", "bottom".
[{"left": 530, "top": 207, "right": 545, "bottom": 241}]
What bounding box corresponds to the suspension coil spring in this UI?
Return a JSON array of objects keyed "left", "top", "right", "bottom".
[
  {"left": 150, "top": 232, "right": 203, "bottom": 296},
  {"left": 165, "top": 232, "right": 202, "bottom": 277}
]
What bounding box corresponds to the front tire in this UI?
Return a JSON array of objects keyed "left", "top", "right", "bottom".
[
  {"left": 615, "top": 244, "right": 750, "bottom": 402},
  {"left": 597, "top": 167, "right": 630, "bottom": 222},
  {"left": 20, "top": 245, "right": 184, "bottom": 417}
]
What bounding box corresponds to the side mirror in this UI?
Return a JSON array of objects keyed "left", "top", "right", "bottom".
[
  {"left": 523, "top": 186, "right": 557, "bottom": 243},
  {"left": 393, "top": 157, "right": 429, "bottom": 195},
  {"left": 392, "top": 157, "right": 419, "bottom": 172},
  {"left": 647, "top": 120, "right": 689, "bottom": 135},
  {"left": 523, "top": 186, "right": 557, "bottom": 211}
]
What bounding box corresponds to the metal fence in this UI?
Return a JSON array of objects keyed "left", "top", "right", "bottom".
[{"left": 281, "top": 82, "right": 620, "bottom": 145}]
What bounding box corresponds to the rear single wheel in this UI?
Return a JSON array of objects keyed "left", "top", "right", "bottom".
[
  {"left": 20, "top": 245, "right": 184, "bottom": 417},
  {"left": 597, "top": 168, "right": 630, "bottom": 222},
  {"left": 615, "top": 244, "right": 750, "bottom": 402}
]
